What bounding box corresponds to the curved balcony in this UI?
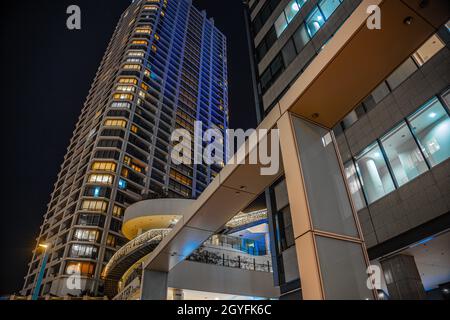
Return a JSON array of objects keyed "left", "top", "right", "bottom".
[{"left": 122, "top": 198, "right": 194, "bottom": 240}]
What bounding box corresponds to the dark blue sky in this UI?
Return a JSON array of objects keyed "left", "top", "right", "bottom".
[{"left": 0, "top": 0, "right": 256, "bottom": 295}]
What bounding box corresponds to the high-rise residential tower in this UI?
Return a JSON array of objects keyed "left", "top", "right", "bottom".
[{"left": 22, "top": 0, "right": 228, "bottom": 297}]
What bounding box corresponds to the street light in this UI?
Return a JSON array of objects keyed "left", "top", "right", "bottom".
[{"left": 31, "top": 243, "right": 51, "bottom": 300}]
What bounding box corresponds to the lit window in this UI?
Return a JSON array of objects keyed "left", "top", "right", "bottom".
[
  {"left": 88, "top": 174, "right": 113, "bottom": 184},
  {"left": 126, "top": 58, "right": 142, "bottom": 64},
  {"left": 131, "top": 40, "right": 148, "bottom": 45},
  {"left": 70, "top": 244, "right": 98, "bottom": 258},
  {"left": 113, "top": 93, "right": 134, "bottom": 101},
  {"left": 116, "top": 85, "right": 135, "bottom": 92},
  {"left": 123, "top": 64, "right": 141, "bottom": 71},
  {"left": 319, "top": 0, "right": 341, "bottom": 20},
  {"left": 118, "top": 78, "right": 137, "bottom": 85},
  {"left": 112, "top": 205, "right": 124, "bottom": 218},
  {"left": 127, "top": 51, "right": 144, "bottom": 57},
  {"left": 305, "top": 7, "right": 325, "bottom": 37},
  {"left": 408, "top": 97, "right": 450, "bottom": 167},
  {"left": 344, "top": 161, "right": 366, "bottom": 211},
  {"left": 65, "top": 262, "right": 95, "bottom": 276},
  {"left": 381, "top": 121, "right": 428, "bottom": 187},
  {"left": 91, "top": 161, "right": 116, "bottom": 172},
  {"left": 274, "top": 13, "right": 288, "bottom": 37},
  {"left": 111, "top": 102, "right": 131, "bottom": 109},
  {"left": 104, "top": 119, "right": 127, "bottom": 128},
  {"left": 81, "top": 200, "right": 108, "bottom": 212},
  {"left": 73, "top": 229, "right": 99, "bottom": 242},
  {"left": 118, "top": 179, "right": 127, "bottom": 190},
  {"left": 284, "top": 0, "right": 301, "bottom": 23},
  {"left": 355, "top": 143, "right": 396, "bottom": 204}
]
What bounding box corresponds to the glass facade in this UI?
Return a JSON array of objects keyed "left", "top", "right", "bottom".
[
  {"left": 408, "top": 98, "right": 450, "bottom": 167},
  {"left": 355, "top": 143, "right": 396, "bottom": 205},
  {"left": 305, "top": 7, "right": 325, "bottom": 38},
  {"left": 380, "top": 122, "right": 428, "bottom": 187},
  {"left": 348, "top": 95, "right": 450, "bottom": 207}
]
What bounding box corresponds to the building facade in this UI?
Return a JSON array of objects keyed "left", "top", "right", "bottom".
[
  {"left": 22, "top": 0, "right": 228, "bottom": 297},
  {"left": 245, "top": 0, "right": 450, "bottom": 299}
]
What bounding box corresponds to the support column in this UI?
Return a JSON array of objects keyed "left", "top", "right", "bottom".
[
  {"left": 277, "top": 112, "right": 376, "bottom": 300},
  {"left": 381, "top": 254, "right": 426, "bottom": 300},
  {"left": 140, "top": 270, "right": 168, "bottom": 300}
]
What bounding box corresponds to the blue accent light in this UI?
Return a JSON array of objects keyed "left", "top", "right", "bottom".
[
  {"left": 410, "top": 236, "right": 434, "bottom": 248},
  {"left": 94, "top": 187, "right": 101, "bottom": 197},
  {"left": 118, "top": 179, "right": 127, "bottom": 190}
]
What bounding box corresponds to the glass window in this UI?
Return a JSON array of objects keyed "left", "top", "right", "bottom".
[
  {"left": 386, "top": 57, "right": 418, "bottom": 90},
  {"left": 381, "top": 122, "right": 428, "bottom": 187},
  {"left": 412, "top": 34, "right": 445, "bottom": 66},
  {"left": 344, "top": 161, "right": 366, "bottom": 211},
  {"left": 408, "top": 97, "right": 450, "bottom": 167},
  {"left": 319, "top": 0, "right": 341, "bottom": 20},
  {"left": 281, "top": 39, "right": 297, "bottom": 65},
  {"left": 305, "top": 7, "right": 325, "bottom": 37},
  {"left": 270, "top": 54, "right": 285, "bottom": 79},
  {"left": 293, "top": 24, "right": 310, "bottom": 52},
  {"left": 355, "top": 143, "right": 396, "bottom": 204},
  {"left": 274, "top": 13, "right": 288, "bottom": 37},
  {"left": 284, "top": 0, "right": 301, "bottom": 23}
]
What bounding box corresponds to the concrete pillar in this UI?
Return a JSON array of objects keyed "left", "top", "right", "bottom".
[
  {"left": 381, "top": 254, "right": 426, "bottom": 300},
  {"left": 140, "top": 270, "right": 168, "bottom": 300},
  {"left": 277, "top": 113, "right": 375, "bottom": 300}
]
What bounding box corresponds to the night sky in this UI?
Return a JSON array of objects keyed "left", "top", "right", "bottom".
[{"left": 0, "top": 0, "right": 256, "bottom": 295}]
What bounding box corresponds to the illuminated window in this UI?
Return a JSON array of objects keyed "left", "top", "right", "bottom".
[
  {"left": 381, "top": 122, "right": 428, "bottom": 187},
  {"left": 65, "top": 262, "right": 95, "bottom": 276},
  {"left": 131, "top": 125, "right": 138, "bottom": 133},
  {"left": 135, "top": 27, "right": 152, "bottom": 34},
  {"left": 170, "top": 169, "right": 192, "bottom": 187},
  {"left": 118, "top": 78, "right": 138, "bottom": 85},
  {"left": 123, "top": 64, "right": 141, "bottom": 71},
  {"left": 104, "top": 119, "right": 127, "bottom": 128},
  {"left": 116, "top": 85, "right": 135, "bottom": 92},
  {"left": 127, "top": 51, "right": 144, "bottom": 57},
  {"left": 81, "top": 200, "right": 108, "bottom": 212},
  {"left": 306, "top": 7, "right": 325, "bottom": 37},
  {"left": 355, "top": 143, "right": 396, "bottom": 204},
  {"left": 131, "top": 40, "right": 148, "bottom": 45},
  {"left": 112, "top": 205, "right": 124, "bottom": 218},
  {"left": 70, "top": 244, "right": 98, "bottom": 258},
  {"left": 319, "top": 0, "right": 342, "bottom": 20},
  {"left": 408, "top": 97, "right": 450, "bottom": 167},
  {"left": 113, "top": 93, "right": 134, "bottom": 101},
  {"left": 118, "top": 179, "right": 127, "bottom": 190},
  {"left": 73, "top": 229, "right": 100, "bottom": 242},
  {"left": 91, "top": 161, "right": 116, "bottom": 172},
  {"left": 88, "top": 174, "right": 113, "bottom": 184},
  {"left": 141, "top": 83, "right": 149, "bottom": 91},
  {"left": 111, "top": 102, "right": 131, "bottom": 109}
]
